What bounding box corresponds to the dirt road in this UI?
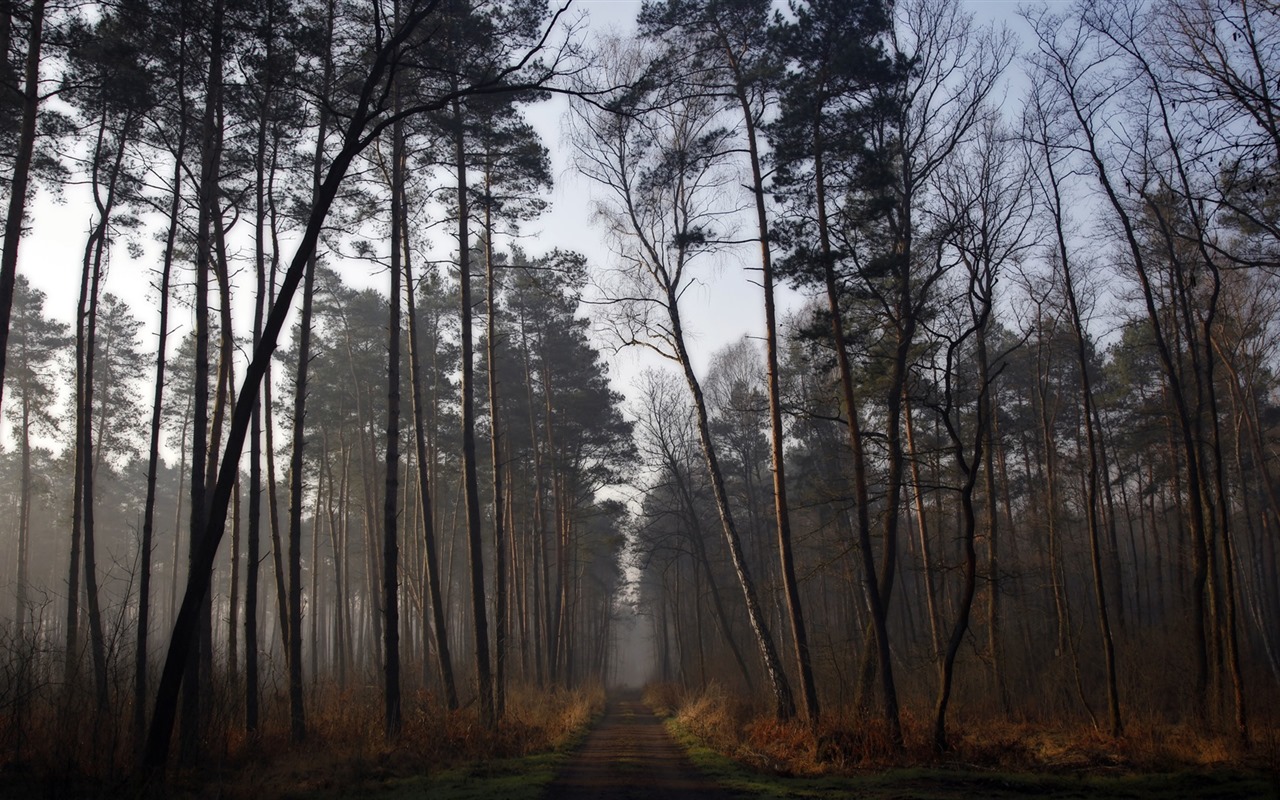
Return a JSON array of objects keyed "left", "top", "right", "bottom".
[{"left": 546, "top": 693, "right": 733, "bottom": 800}]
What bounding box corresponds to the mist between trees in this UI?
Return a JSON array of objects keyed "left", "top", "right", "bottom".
[{"left": 0, "top": 0, "right": 1277, "bottom": 789}]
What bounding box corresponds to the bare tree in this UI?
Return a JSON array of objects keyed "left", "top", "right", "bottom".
[{"left": 568, "top": 36, "right": 796, "bottom": 719}]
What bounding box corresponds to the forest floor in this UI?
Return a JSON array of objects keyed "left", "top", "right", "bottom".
[
  {"left": 651, "top": 700, "right": 1280, "bottom": 800},
  {"left": 383, "top": 690, "right": 1280, "bottom": 799},
  {"left": 667, "top": 721, "right": 1280, "bottom": 799}
]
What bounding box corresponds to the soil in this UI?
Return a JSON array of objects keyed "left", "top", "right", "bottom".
[{"left": 546, "top": 692, "right": 733, "bottom": 800}]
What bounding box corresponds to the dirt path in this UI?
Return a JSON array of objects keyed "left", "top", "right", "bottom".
[{"left": 546, "top": 692, "right": 733, "bottom": 800}]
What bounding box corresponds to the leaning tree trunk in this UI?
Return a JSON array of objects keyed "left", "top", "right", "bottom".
[
  {"left": 667, "top": 285, "right": 796, "bottom": 721},
  {"left": 731, "top": 66, "right": 818, "bottom": 725}
]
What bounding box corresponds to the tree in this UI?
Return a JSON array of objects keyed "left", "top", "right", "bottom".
[
  {"left": 928, "top": 113, "right": 1034, "bottom": 750},
  {"left": 632, "top": 366, "right": 755, "bottom": 690},
  {"left": 770, "top": 0, "right": 901, "bottom": 739},
  {"left": 0, "top": 0, "right": 47, "bottom": 420},
  {"left": 504, "top": 251, "right": 633, "bottom": 686},
  {"left": 640, "top": 0, "right": 818, "bottom": 722},
  {"left": 569, "top": 36, "right": 796, "bottom": 719},
  {"left": 132, "top": 0, "right": 191, "bottom": 747},
  {"left": 283, "top": 0, "right": 339, "bottom": 745},
  {"left": 1025, "top": 84, "right": 1122, "bottom": 737},
  {"left": 237, "top": 0, "right": 305, "bottom": 736},
  {"left": 3, "top": 277, "right": 67, "bottom": 632},
  {"left": 64, "top": 4, "right": 153, "bottom": 711},
  {"left": 472, "top": 102, "right": 550, "bottom": 717},
  {"left": 382, "top": 4, "right": 407, "bottom": 734},
  {"left": 1027, "top": 1, "right": 1229, "bottom": 732},
  {"left": 431, "top": 0, "right": 562, "bottom": 726},
  {"left": 405, "top": 237, "right": 459, "bottom": 709}
]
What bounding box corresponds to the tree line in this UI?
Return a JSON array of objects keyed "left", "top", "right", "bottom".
[
  {"left": 591, "top": 0, "right": 1280, "bottom": 754},
  {"left": 0, "top": 0, "right": 637, "bottom": 779}
]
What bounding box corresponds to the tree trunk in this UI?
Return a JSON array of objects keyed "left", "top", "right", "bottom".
[
  {"left": 178, "top": 0, "right": 226, "bottom": 763},
  {"left": 15, "top": 365, "right": 31, "bottom": 633},
  {"left": 79, "top": 108, "right": 133, "bottom": 714},
  {"left": 382, "top": 97, "right": 405, "bottom": 739},
  {"left": 1059, "top": 58, "right": 1213, "bottom": 717},
  {"left": 454, "top": 96, "right": 495, "bottom": 727},
  {"left": 245, "top": 0, "right": 278, "bottom": 733},
  {"left": 932, "top": 436, "right": 980, "bottom": 752},
  {"left": 284, "top": 0, "right": 335, "bottom": 745},
  {"left": 136, "top": 60, "right": 188, "bottom": 747},
  {"left": 483, "top": 172, "right": 507, "bottom": 719},
  {"left": 658, "top": 435, "right": 754, "bottom": 691},
  {"left": 732, "top": 63, "right": 818, "bottom": 725},
  {"left": 814, "top": 137, "right": 900, "bottom": 742},
  {"left": 668, "top": 292, "right": 795, "bottom": 720},
  {"left": 904, "top": 390, "right": 941, "bottom": 655},
  {"left": 1044, "top": 146, "right": 1123, "bottom": 738},
  {"left": 405, "top": 207, "right": 458, "bottom": 709}
]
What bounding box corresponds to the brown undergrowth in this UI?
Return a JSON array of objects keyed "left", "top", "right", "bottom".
[
  {"left": 0, "top": 680, "right": 603, "bottom": 799},
  {"left": 172, "top": 682, "right": 603, "bottom": 798},
  {"left": 643, "top": 681, "right": 1278, "bottom": 779}
]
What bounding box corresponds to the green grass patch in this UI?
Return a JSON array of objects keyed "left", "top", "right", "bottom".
[{"left": 664, "top": 717, "right": 1279, "bottom": 799}]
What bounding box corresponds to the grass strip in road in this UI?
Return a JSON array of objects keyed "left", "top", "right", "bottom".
[{"left": 664, "top": 717, "right": 1277, "bottom": 800}]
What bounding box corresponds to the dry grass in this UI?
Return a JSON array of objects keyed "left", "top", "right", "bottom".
[
  {"left": 645, "top": 682, "right": 1278, "bottom": 779},
  {"left": 0, "top": 680, "right": 604, "bottom": 799},
  {"left": 185, "top": 682, "right": 604, "bottom": 799}
]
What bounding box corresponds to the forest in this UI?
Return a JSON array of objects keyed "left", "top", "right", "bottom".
[{"left": 0, "top": 0, "right": 1277, "bottom": 796}]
